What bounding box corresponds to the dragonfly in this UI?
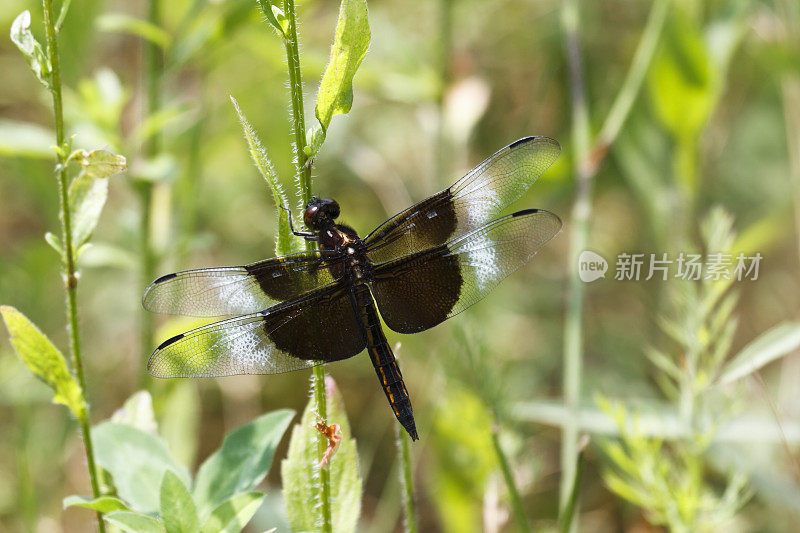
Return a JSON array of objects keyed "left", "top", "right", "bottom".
[{"left": 143, "top": 136, "right": 562, "bottom": 441}]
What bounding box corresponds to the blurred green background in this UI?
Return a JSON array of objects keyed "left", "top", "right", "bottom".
[{"left": 2, "top": 0, "right": 800, "bottom": 531}]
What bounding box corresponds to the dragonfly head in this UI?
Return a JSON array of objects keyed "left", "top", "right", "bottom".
[{"left": 304, "top": 197, "right": 340, "bottom": 230}]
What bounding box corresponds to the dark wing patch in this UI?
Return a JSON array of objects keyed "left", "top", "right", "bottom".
[
  {"left": 371, "top": 209, "right": 562, "bottom": 333},
  {"left": 364, "top": 137, "right": 560, "bottom": 264},
  {"left": 147, "top": 282, "right": 365, "bottom": 378},
  {"left": 142, "top": 250, "right": 345, "bottom": 317}
]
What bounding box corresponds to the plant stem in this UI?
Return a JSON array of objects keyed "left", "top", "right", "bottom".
[
  {"left": 41, "top": 1, "right": 105, "bottom": 530},
  {"left": 395, "top": 422, "right": 418, "bottom": 533},
  {"left": 558, "top": 0, "right": 666, "bottom": 522},
  {"left": 139, "top": 0, "right": 162, "bottom": 375},
  {"left": 281, "top": 2, "right": 333, "bottom": 530},
  {"left": 490, "top": 420, "right": 530, "bottom": 533}
]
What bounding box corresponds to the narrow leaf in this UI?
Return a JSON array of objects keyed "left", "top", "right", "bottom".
[
  {"left": 97, "top": 13, "right": 171, "bottom": 48},
  {"left": 314, "top": 0, "right": 370, "bottom": 146},
  {"left": 161, "top": 470, "right": 199, "bottom": 533},
  {"left": 68, "top": 173, "right": 108, "bottom": 255},
  {"left": 70, "top": 148, "right": 127, "bottom": 179},
  {"left": 718, "top": 322, "right": 800, "bottom": 385},
  {"left": 92, "top": 422, "right": 189, "bottom": 513},
  {"left": 192, "top": 409, "right": 294, "bottom": 518},
  {"left": 10, "top": 11, "right": 50, "bottom": 88},
  {"left": 64, "top": 495, "right": 131, "bottom": 513},
  {"left": 0, "top": 306, "right": 84, "bottom": 417},
  {"left": 282, "top": 377, "right": 362, "bottom": 533},
  {"left": 104, "top": 511, "right": 165, "bottom": 533},
  {"left": 0, "top": 119, "right": 55, "bottom": 159},
  {"left": 200, "top": 492, "right": 265, "bottom": 533},
  {"left": 255, "top": 0, "right": 286, "bottom": 36},
  {"left": 44, "top": 232, "right": 63, "bottom": 256},
  {"left": 230, "top": 96, "right": 297, "bottom": 255}
]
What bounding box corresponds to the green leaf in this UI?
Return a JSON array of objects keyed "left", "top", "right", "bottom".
[
  {"left": 0, "top": 306, "right": 84, "bottom": 417},
  {"left": 69, "top": 148, "right": 127, "bottom": 179},
  {"left": 44, "top": 232, "right": 64, "bottom": 257},
  {"left": 104, "top": 511, "right": 165, "bottom": 533},
  {"left": 200, "top": 492, "right": 265, "bottom": 533},
  {"left": 193, "top": 409, "right": 294, "bottom": 518},
  {"left": 10, "top": 11, "right": 50, "bottom": 88},
  {"left": 63, "top": 495, "right": 131, "bottom": 513},
  {"left": 282, "top": 377, "right": 361, "bottom": 533},
  {"left": 68, "top": 173, "right": 108, "bottom": 256},
  {"left": 313, "top": 0, "right": 370, "bottom": 153},
  {"left": 97, "top": 13, "right": 171, "bottom": 48},
  {"left": 230, "top": 96, "right": 297, "bottom": 256},
  {"left": 647, "top": 7, "right": 718, "bottom": 140},
  {"left": 0, "top": 119, "right": 55, "bottom": 159},
  {"left": 255, "top": 1, "right": 287, "bottom": 36},
  {"left": 717, "top": 323, "right": 800, "bottom": 385},
  {"left": 110, "top": 390, "right": 158, "bottom": 434},
  {"left": 92, "top": 422, "right": 189, "bottom": 513},
  {"left": 161, "top": 470, "right": 199, "bottom": 533}
]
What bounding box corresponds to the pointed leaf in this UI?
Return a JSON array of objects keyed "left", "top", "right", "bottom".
[
  {"left": 44, "top": 232, "right": 64, "bottom": 257},
  {"left": 314, "top": 0, "right": 370, "bottom": 146},
  {"left": 92, "top": 422, "right": 189, "bottom": 513},
  {"left": 0, "top": 306, "right": 84, "bottom": 417},
  {"left": 200, "top": 492, "right": 265, "bottom": 533},
  {"left": 10, "top": 11, "right": 50, "bottom": 88},
  {"left": 718, "top": 322, "right": 800, "bottom": 385},
  {"left": 282, "top": 377, "right": 361, "bottom": 533},
  {"left": 192, "top": 409, "right": 294, "bottom": 518},
  {"left": 63, "top": 495, "right": 131, "bottom": 513},
  {"left": 104, "top": 511, "right": 165, "bottom": 533},
  {"left": 68, "top": 173, "right": 108, "bottom": 255},
  {"left": 255, "top": 0, "right": 287, "bottom": 36},
  {"left": 230, "top": 96, "right": 297, "bottom": 255},
  {"left": 70, "top": 149, "right": 127, "bottom": 179},
  {"left": 161, "top": 470, "right": 199, "bottom": 533},
  {"left": 111, "top": 390, "right": 158, "bottom": 434}
]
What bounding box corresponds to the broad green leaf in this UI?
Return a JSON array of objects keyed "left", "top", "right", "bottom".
[
  {"left": 92, "top": 422, "right": 189, "bottom": 513},
  {"left": 313, "top": 0, "right": 370, "bottom": 152},
  {"left": 161, "top": 470, "right": 199, "bottom": 533},
  {"left": 193, "top": 409, "right": 294, "bottom": 518},
  {"left": 647, "top": 7, "right": 718, "bottom": 140},
  {"left": 0, "top": 119, "right": 55, "bottom": 159},
  {"left": 230, "top": 96, "right": 297, "bottom": 256},
  {"left": 717, "top": 323, "right": 800, "bottom": 385},
  {"left": 63, "top": 495, "right": 131, "bottom": 513},
  {"left": 70, "top": 149, "right": 127, "bottom": 179},
  {"left": 111, "top": 390, "right": 157, "bottom": 434},
  {"left": 256, "top": 0, "right": 287, "bottom": 36},
  {"left": 97, "top": 13, "right": 171, "bottom": 48},
  {"left": 10, "top": 11, "right": 50, "bottom": 88},
  {"left": 68, "top": 173, "right": 108, "bottom": 255},
  {"left": 282, "top": 377, "right": 361, "bottom": 533},
  {"left": 104, "top": 511, "right": 165, "bottom": 533},
  {"left": 200, "top": 492, "right": 265, "bottom": 533},
  {"left": 0, "top": 306, "right": 84, "bottom": 417}
]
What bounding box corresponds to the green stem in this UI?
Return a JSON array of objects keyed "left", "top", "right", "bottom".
[
  {"left": 490, "top": 421, "right": 530, "bottom": 533},
  {"left": 281, "top": 2, "right": 332, "bottom": 530},
  {"left": 139, "top": 0, "right": 162, "bottom": 375},
  {"left": 396, "top": 422, "right": 418, "bottom": 533},
  {"left": 41, "top": 1, "right": 105, "bottom": 530},
  {"left": 558, "top": 0, "right": 665, "bottom": 523},
  {"left": 559, "top": 0, "right": 591, "bottom": 522}
]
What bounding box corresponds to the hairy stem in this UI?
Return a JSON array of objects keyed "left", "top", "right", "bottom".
[
  {"left": 490, "top": 421, "right": 530, "bottom": 532},
  {"left": 281, "top": 1, "right": 332, "bottom": 530},
  {"left": 396, "top": 422, "right": 418, "bottom": 533},
  {"left": 42, "top": 0, "right": 105, "bottom": 530}
]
